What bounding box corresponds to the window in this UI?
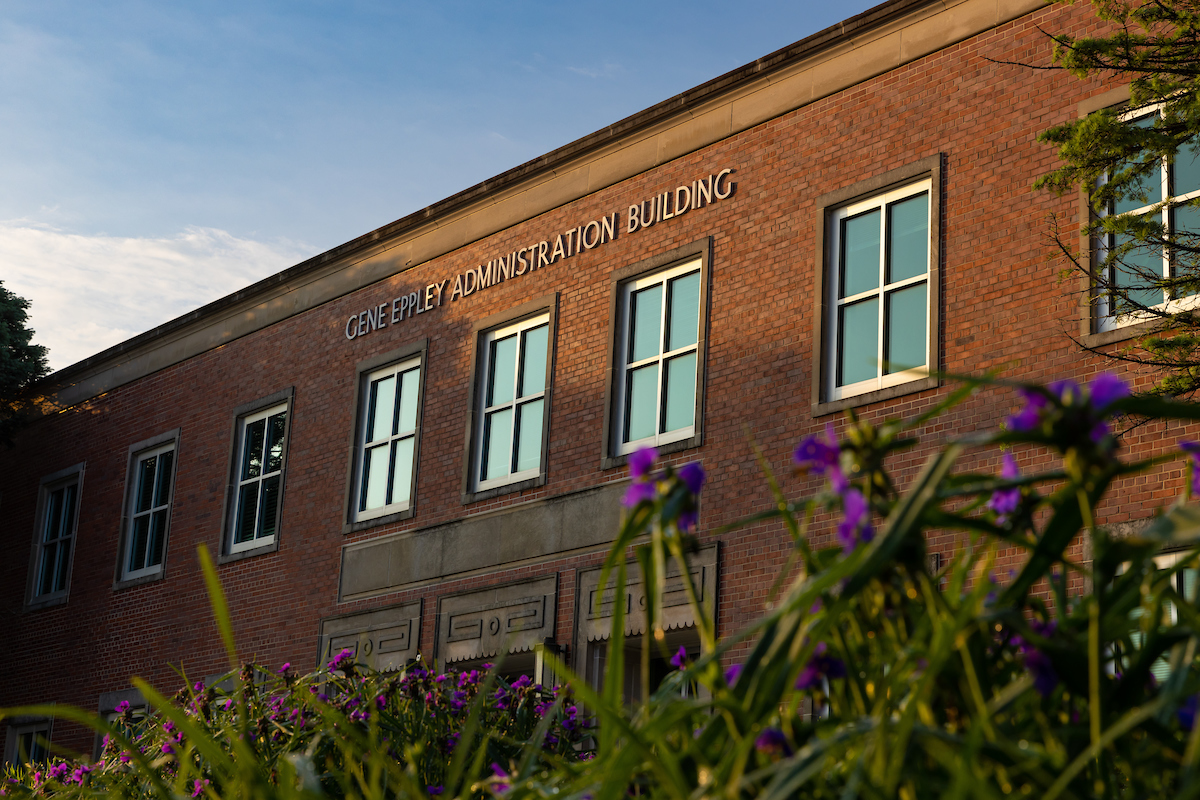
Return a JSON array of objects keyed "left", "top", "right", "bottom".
[
  {"left": 605, "top": 239, "right": 710, "bottom": 464},
  {"left": 812, "top": 157, "right": 941, "bottom": 413},
  {"left": 347, "top": 342, "right": 427, "bottom": 528},
  {"left": 1095, "top": 106, "right": 1200, "bottom": 331},
  {"left": 117, "top": 431, "right": 178, "bottom": 583},
  {"left": 4, "top": 719, "right": 51, "bottom": 766},
  {"left": 222, "top": 390, "right": 292, "bottom": 559},
  {"left": 26, "top": 464, "right": 84, "bottom": 608},
  {"left": 467, "top": 303, "right": 554, "bottom": 497},
  {"left": 1114, "top": 551, "right": 1199, "bottom": 683}
]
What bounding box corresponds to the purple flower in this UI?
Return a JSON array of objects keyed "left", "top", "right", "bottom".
[
  {"left": 511, "top": 674, "right": 532, "bottom": 690},
  {"left": 755, "top": 727, "right": 793, "bottom": 757},
  {"left": 1008, "top": 388, "right": 1049, "bottom": 432},
  {"left": 327, "top": 648, "right": 355, "bottom": 671},
  {"left": 987, "top": 452, "right": 1021, "bottom": 522},
  {"left": 795, "top": 642, "right": 846, "bottom": 690},
  {"left": 1182, "top": 441, "right": 1200, "bottom": 496},
  {"left": 1089, "top": 372, "right": 1130, "bottom": 409},
  {"left": 622, "top": 480, "right": 656, "bottom": 508},
  {"left": 678, "top": 462, "right": 706, "bottom": 495},
  {"left": 428, "top": 786, "right": 444, "bottom": 796},
  {"left": 161, "top": 742, "right": 175, "bottom": 755},
  {"left": 1025, "top": 649, "right": 1059, "bottom": 697},
  {"left": 70, "top": 765, "right": 90, "bottom": 785},
  {"left": 277, "top": 662, "right": 291, "bottom": 674},
  {"left": 836, "top": 488, "right": 873, "bottom": 553},
  {"left": 375, "top": 694, "right": 387, "bottom": 711},
  {"left": 1180, "top": 695, "right": 1198, "bottom": 731},
  {"left": 118, "top": 753, "right": 132, "bottom": 765},
  {"left": 725, "top": 663, "right": 743, "bottom": 687},
  {"left": 490, "top": 763, "right": 510, "bottom": 794},
  {"left": 115, "top": 700, "right": 130, "bottom": 714},
  {"left": 670, "top": 646, "right": 688, "bottom": 669},
  {"left": 794, "top": 425, "right": 850, "bottom": 493},
  {"left": 629, "top": 447, "right": 658, "bottom": 479},
  {"left": 191, "top": 779, "right": 210, "bottom": 797},
  {"left": 678, "top": 509, "right": 698, "bottom": 532},
  {"left": 47, "top": 764, "right": 69, "bottom": 782}
]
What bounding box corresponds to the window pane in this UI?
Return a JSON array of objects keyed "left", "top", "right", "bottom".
[
  {"left": 1114, "top": 233, "right": 1165, "bottom": 310},
  {"left": 841, "top": 209, "right": 881, "bottom": 298},
  {"left": 44, "top": 488, "right": 63, "bottom": 542},
  {"left": 148, "top": 509, "right": 167, "bottom": 566},
  {"left": 1173, "top": 204, "right": 1200, "bottom": 294},
  {"left": 483, "top": 407, "right": 514, "bottom": 481},
  {"left": 259, "top": 475, "right": 280, "bottom": 540},
  {"left": 265, "top": 413, "right": 286, "bottom": 474},
  {"left": 61, "top": 485, "right": 77, "bottom": 539},
  {"left": 838, "top": 298, "right": 879, "bottom": 386},
  {"left": 885, "top": 283, "right": 927, "bottom": 373},
  {"left": 236, "top": 483, "right": 259, "bottom": 543},
  {"left": 38, "top": 542, "right": 57, "bottom": 595},
  {"left": 390, "top": 437, "right": 415, "bottom": 507},
  {"left": 887, "top": 193, "right": 928, "bottom": 283},
  {"left": 54, "top": 539, "right": 70, "bottom": 593},
  {"left": 489, "top": 335, "right": 518, "bottom": 406},
  {"left": 519, "top": 324, "right": 549, "bottom": 397},
  {"left": 397, "top": 368, "right": 420, "bottom": 433},
  {"left": 135, "top": 455, "right": 157, "bottom": 514},
  {"left": 129, "top": 514, "right": 150, "bottom": 572},
  {"left": 630, "top": 284, "right": 663, "bottom": 362},
  {"left": 1176, "top": 136, "right": 1200, "bottom": 196},
  {"left": 154, "top": 450, "right": 174, "bottom": 508},
  {"left": 667, "top": 271, "right": 701, "bottom": 352},
  {"left": 663, "top": 352, "right": 697, "bottom": 433},
  {"left": 1114, "top": 117, "right": 1162, "bottom": 214},
  {"left": 625, "top": 363, "right": 659, "bottom": 443},
  {"left": 515, "top": 399, "right": 544, "bottom": 473},
  {"left": 242, "top": 418, "right": 265, "bottom": 479},
  {"left": 368, "top": 376, "right": 396, "bottom": 443},
  {"left": 362, "top": 444, "right": 391, "bottom": 511}
]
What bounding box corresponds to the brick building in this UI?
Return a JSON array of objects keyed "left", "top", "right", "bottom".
[{"left": 3, "top": 0, "right": 1188, "bottom": 760}]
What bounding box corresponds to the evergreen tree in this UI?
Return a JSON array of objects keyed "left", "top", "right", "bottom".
[
  {"left": 0, "top": 281, "right": 49, "bottom": 443},
  {"left": 1038, "top": 0, "right": 1200, "bottom": 396}
]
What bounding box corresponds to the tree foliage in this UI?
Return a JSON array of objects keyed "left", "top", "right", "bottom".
[
  {"left": 1038, "top": 0, "right": 1200, "bottom": 396},
  {"left": 0, "top": 281, "right": 48, "bottom": 442}
]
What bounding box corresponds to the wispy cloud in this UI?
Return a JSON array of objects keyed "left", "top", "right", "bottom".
[
  {"left": 0, "top": 222, "right": 313, "bottom": 371},
  {"left": 566, "top": 62, "right": 623, "bottom": 80}
]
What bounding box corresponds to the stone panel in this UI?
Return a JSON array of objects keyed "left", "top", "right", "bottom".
[
  {"left": 435, "top": 576, "right": 557, "bottom": 664},
  {"left": 317, "top": 602, "right": 422, "bottom": 672}
]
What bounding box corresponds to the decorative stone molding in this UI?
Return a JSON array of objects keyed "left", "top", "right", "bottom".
[
  {"left": 435, "top": 576, "right": 557, "bottom": 665},
  {"left": 317, "top": 601, "right": 422, "bottom": 672}
]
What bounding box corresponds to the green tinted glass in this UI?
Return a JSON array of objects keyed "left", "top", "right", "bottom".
[
  {"left": 667, "top": 271, "right": 700, "bottom": 351},
  {"left": 838, "top": 298, "right": 879, "bottom": 386},
  {"left": 841, "top": 210, "right": 880, "bottom": 298},
  {"left": 630, "top": 285, "right": 663, "bottom": 362},
  {"left": 368, "top": 376, "right": 395, "bottom": 443},
  {"left": 483, "top": 408, "right": 513, "bottom": 481},
  {"left": 663, "top": 353, "right": 696, "bottom": 433},
  {"left": 885, "top": 283, "right": 927, "bottom": 373},
  {"left": 515, "top": 399, "right": 544, "bottom": 473},
  {"left": 519, "top": 324, "right": 548, "bottom": 397},
  {"left": 887, "top": 193, "right": 928, "bottom": 283},
  {"left": 390, "top": 437, "right": 414, "bottom": 506},
  {"left": 489, "top": 335, "right": 518, "bottom": 406},
  {"left": 626, "top": 364, "right": 659, "bottom": 442}
]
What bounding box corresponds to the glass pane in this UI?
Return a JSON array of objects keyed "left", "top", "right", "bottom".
[
  {"left": 519, "top": 324, "right": 549, "bottom": 397},
  {"left": 390, "top": 437, "right": 415, "bottom": 507},
  {"left": 625, "top": 363, "right": 659, "bottom": 443},
  {"left": 61, "top": 485, "right": 76, "bottom": 540},
  {"left": 135, "top": 455, "right": 157, "bottom": 514},
  {"left": 1183, "top": 568, "right": 1199, "bottom": 603},
  {"left": 667, "top": 271, "right": 701, "bottom": 351},
  {"left": 841, "top": 209, "right": 881, "bottom": 298},
  {"left": 362, "top": 444, "right": 391, "bottom": 511},
  {"left": 483, "top": 407, "right": 514, "bottom": 481},
  {"left": 630, "top": 284, "right": 663, "bottom": 362},
  {"left": 1114, "top": 232, "right": 1165, "bottom": 310},
  {"left": 838, "top": 298, "right": 880, "bottom": 387},
  {"left": 242, "top": 418, "right": 265, "bottom": 479},
  {"left": 887, "top": 193, "right": 928, "bottom": 283},
  {"left": 397, "top": 368, "right": 420, "bottom": 433},
  {"left": 148, "top": 509, "right": 167, "bottom": 567},
  {"left": 259, "top": 475, "right": 280, "bottom": 540},
  {"left": 1176, "top": 136, "right": 1200, "bottom": 196},
  {"left": 265, "top": 413, "right": 286, "bottom": 474},
  {"left": 489, "top": 335, "right": 518, "bottom": 406},
  {"left": 38, "top": 542, "right": 57, "bottom": 595},
  {"left": 154, "top": 450, "right": 174, "bottom": 508},
  {"left": 515, "top": 399, "right": 544, "bottom": 473},
  {"left": 44, "top": 488, "right": 63, "bottom": 543},
  {"left": 129, "top": 514, "right": 150, "bottom": 572},
  {"left": 1115, "top": 117, "right": 1162, "bottom": 214},
  {"left": 368, "top": 375, "right": 396, "bottom": 443},
  {"left": 663, "top": 352, "right": 697, "bottom": 433},
  {"left": 885, "top": 283, "right": 927, "bottom": 373},
  {"left": 236, "top": 483, "right": 259, "bottom": 543},
  {"left": 1173, "top": 204, "right": 1200, "bottom": 295},
  {"left": 54, "top": 539, "right": 70, "bottom": 593}
]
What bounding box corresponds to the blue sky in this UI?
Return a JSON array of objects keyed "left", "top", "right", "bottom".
[{"left": 0, "top": 0, "right": 877, "bottom": 370}]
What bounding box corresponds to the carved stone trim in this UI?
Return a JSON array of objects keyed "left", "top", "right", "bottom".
[
  {"left": 317, "top": 601, "right": 422, "bottom": 672},
  {"left": 435, "top": 576, "right": 557, "bottom": 665}
]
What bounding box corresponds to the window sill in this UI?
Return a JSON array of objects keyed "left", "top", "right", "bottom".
[
  {"left": 342, "top": 506, "right": 416, "bottom": 535},
  {"left": 113, "top": 571, "right": 165, "bottom": 591},
  {"left": 218, "top": 537, "right": 280, "bottom": 565},
  {"left": 812, "top": 376, "right": 939, "bottom": 417},
  {"left": 462, "top": 472, "right": 547, "bottom": 506},
  {"left": 601, "top": 433, "right": 702, "bottom": 471},
  {"left": 24, "top": 593, "right": 68, "bottom": 612},
  {"left": 1080, "top": 317, "right": 1163, "bottom": 349}
]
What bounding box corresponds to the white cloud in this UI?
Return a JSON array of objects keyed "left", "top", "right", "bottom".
[{"left": 0, "top": 222, "right": 314, "bottom": 371}]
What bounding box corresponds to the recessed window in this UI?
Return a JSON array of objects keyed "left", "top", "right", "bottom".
[
  {"left": 4, "top": 719, "right": 51, "bottom": 766},
  {"left": 349, "top": 350, "right": 425, "bottom": 525},
  {"left": 614, "top": 259, "right": 703, "bottom": 455},
  {"left": 222, "top": 391, "right": 292, "bottom": 559},
  {"left": 27, "top": 464, "right": 84, "bottom": 608},
  {"left": 1096, "top": 106, "right": 1200, "bottom": 330},
  {"left": 473, "top": 313, "right": 550, "bottom": 492},
  {"left": 119, "top": 434, "right": 178, "bottom": 582}
]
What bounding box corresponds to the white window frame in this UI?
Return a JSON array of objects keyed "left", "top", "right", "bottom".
[
  {"left": 473, "top": 313, "right": 551, "bottom": 493},
  {"left": 352, "top": 356, "right": 423, "bottom": 523},
  {"left": 1096, "top": 103, "right": 1200, "bottom": 332},
  {"left": 825, "top": 179, "right": 932, "bottom": 402},
  {"left": 613, "top": 258, "right": 703, "bottom": 456},
  {"left": 27, "top": 464, "right": 84, "bottom": 608},
  {"left": 227, "top": 403, "right": 289, "bottom": 555},
  {"left": 119, "top": 438, "right": 178, "bottom": 581}
]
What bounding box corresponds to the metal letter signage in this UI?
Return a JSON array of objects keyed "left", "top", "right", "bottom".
[{"left": 343, "top": 168, "right": 737, "bottom": 341}]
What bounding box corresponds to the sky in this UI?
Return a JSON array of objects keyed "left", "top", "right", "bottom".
[{"left": 0, "top": 0, "right": 879, "bottom": 372}]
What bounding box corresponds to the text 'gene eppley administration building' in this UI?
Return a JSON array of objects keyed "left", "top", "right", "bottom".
[{"left": 2, "top": 0, "right": 1185, "bottom": 758}]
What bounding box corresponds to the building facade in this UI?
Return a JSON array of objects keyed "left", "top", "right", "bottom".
[{"left": 3, "top": 0, "right": 1186, "bottom": 759}]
